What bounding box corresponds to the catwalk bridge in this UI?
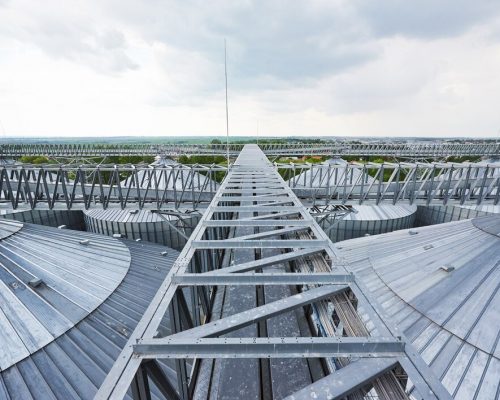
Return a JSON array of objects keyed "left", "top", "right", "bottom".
[
  {"left": 96, "top": 144, "right": 451, "bottom": 400},
  {"left": 0, "top": 157, "right": 498, "bottom": 211},
  {"left": 1, "top": 141, "right": 499, "bottom": 158}
]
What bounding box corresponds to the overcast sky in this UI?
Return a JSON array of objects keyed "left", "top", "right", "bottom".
[{"left": 1, "top": 0, "right": 500, "bottom": 138}]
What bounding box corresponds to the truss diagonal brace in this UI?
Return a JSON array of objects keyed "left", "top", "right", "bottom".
[
  {"left": 226, "top": 226, "right": 310, "bottom": 241},
  {"left": 205, "top": 248, "right": 326, "bottom": 274},
  {"left": 169, "top": 285, "right": 348, "bottom": 339},
  {"left": 283, "top": 358, "right": 399, "bottom": 400},
  {"left": 142, "top": 361, "right": 181, "bottom": 400}
]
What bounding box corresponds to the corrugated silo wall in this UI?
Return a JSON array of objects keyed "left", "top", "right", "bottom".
[
  {"left": 318, "top": 213, "right": 416, "bottom": 243},
  {"left": 83, "top": 214, "right": 201, "bottom": 250},
  {"left": 0, "top": 210, "right": 85, "bottom": 230},
  {"left": 415, "top": 205, "right": 492, "bottom": 227}
]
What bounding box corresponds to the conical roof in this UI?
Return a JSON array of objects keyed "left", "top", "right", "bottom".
[
  {"left": 335, "top": 216, "right": 500, "bottom": 398},
  {"left": 121, "top": 156, "right": 217, "bottom": 191},
  {"left": 0, "top": 226, "right": 180, "bottom": 399},
  {"left": 288, "top": 158, "right": 375, "bottom": 188},
  {"left": 0, "top": 222, "right": 130, "bottom": 370}
]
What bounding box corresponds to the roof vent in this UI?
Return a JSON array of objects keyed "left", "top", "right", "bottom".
[
  {"left": 440, "top": 265, "right": 455, "bottom": 273},
  {"left": 113, "top": 233, "right": 124, "bottom": 238},
  {"left": 79, "top": 239, "right": 90, "bottom": 245},
  {"left": 161, "top": 251, "right": 168, "bottom": 256},
  {"left": 57, "top": 225, "right": 67, "bottom": 229},
  {"left": 424, "top": 244, "right": 433, "bottom": 250},
  {"left": 129, "top": 210, "right": 139, "bottom": 215},
  {"left": 28, "top": 278, "right": 43, "bottom": 288},
  {"left": 135, "top": 238, "right": 142, "bottom": 242},
  {"left": 409, "top": 230, "right": 418, "bottom": 235}
]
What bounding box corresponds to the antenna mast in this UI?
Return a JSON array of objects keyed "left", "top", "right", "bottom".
[{"left": 224, "top": 39, "right": 230, "bottom": 166}]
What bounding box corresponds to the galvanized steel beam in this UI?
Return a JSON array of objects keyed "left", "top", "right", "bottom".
[
  {"left": 169, "top": 285, "right": 348, "bottom": 339},
  {"left": 284, "top": 358, "right": 399, "bottom": 400},
  {"left": 172, "top": 273, "right": 353, "bottom": 285},
  {"left": 191, "top": 239, "right": 329, "bottom": 249},
  {"left": 204, "top": 248, "right": 326, "bottom": 274},
  {"left": 133, "top": 337, "right": 405, "bottom": 359}
]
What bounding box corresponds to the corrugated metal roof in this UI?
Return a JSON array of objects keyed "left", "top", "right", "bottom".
[
  {"left": 288, "top": 158, "right": 375, "bottom": 188},
  {"left": 0, "top": 220, "right": 23, "bottom": 240},
  {"left": 335, "top": 216, "right": 500, "bottom": 399},
  {"left": 152, "top": 156, "right": 176, "bottom": 166},
  {"left": 344, "top": 204, "right": 416, "bottom": 221},
  {"left": 0, "top": 229, "right": 179, "bottom": 400},
  {"left": 121, "top": 157, "right": 217, "bottom": 191},
  {"left": 0, "top": 222, "right": 130, "bottom": 371},
  {"left": 460, "top": 204, "right": 500, "bottom": 214},
  {"left": 83, "top": 209, "right": 167, "bottom": 223},
  {"left": 82, "top": 208, "right": 199, "bottom": 224}
]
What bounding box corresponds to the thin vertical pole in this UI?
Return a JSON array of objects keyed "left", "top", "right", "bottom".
[{"left": 224, "top": 39, "right": 230, "bottom": 167}]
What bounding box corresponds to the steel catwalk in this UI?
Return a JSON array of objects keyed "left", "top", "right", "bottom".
[
  {"left": 1, "top": 142, "right": 498, "bottom": 158},
  {"left": 95, "top": 144, "right": 452, "bottom": 400},
  {"left": 1, "top": 160, "right": 500, "bottom": 211}
]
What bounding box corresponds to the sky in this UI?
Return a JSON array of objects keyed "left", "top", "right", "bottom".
[{"left": 0, "top": 0, "right": 500, "bottom": 138}]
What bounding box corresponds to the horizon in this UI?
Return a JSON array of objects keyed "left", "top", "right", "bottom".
[{"left": 1, "top": 135, "right": 498, "bottom": 142}]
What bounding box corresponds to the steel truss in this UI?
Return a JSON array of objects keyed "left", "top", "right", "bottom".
[
  {"left": 0, "top": 160, "right": 499, "bottom": 212},
  {"left": 1, "top": 141, "right": 498, "bottom": 158},
  {"left": 95, "top": 145, "right": 451, "bottom": 400}
]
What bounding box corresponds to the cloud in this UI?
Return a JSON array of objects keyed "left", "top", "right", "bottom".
[
  {"left": 354, "top": 0, "right": 500, "bottom": 39},
  {"left": 101, "top": 0, "right": 378, "bottom": 85},
  {"left": 99, "top": 0, "right": 500, "bottom": 86},
  {"left": 0, "top": 1, "right": 138, "bottom": 74},
  {"left": 0, "top": 0, "right": 500, "bottom": 137}
]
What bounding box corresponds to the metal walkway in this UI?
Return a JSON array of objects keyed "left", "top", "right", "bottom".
[
  {"left": 1, "top": 160, "right": 499, "bottom": 211},
  {"left": 1, "top": 141, "right": 498, "bottom": 158},
  {"left": 95, "top": 145, "right": 452, "bottom": 400}
]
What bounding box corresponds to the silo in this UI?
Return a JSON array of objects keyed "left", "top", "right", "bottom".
[
  {"left": 416, "top": 158, "right": 500, "bottom": 226},
  {"left": 317, "top": 203, "right": 417, "bottom": 242},
  {"left": 289, "top": 158, "right": 417, "bottom": 241},
  {"left": 83, "top": 208, "right": 200, "bottom": 250},
  {"left": 287, "top": 157, "right": 374, "bottom": 189},
  {"left": 0, "top": 209, "right": 85, "bottom": 230},
  {"left": 0, "top": 220, "right": 181, "bottom": 399},
  {"left": 0, "top": 159, "right": 84, "bottom": 229},
  {"left": 334, "top": 215, "right": 500, "bottom": 399},
  {"left": 83, "top": 157, "right": 213, "bottom": 249}
]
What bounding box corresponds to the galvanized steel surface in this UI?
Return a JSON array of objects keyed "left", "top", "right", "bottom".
[
  {"left": 1, "top": 142, "right": 498, "bottom": 157},
  {"left": 1, "top": 160, "right": 500, "bottom": 210},
  {"left": 96, "top": 144, "right": 451, "bottom": 400},
  {"left": 83, "top": 209, "right": 201, "bottom": 249},
  {"left": 335, "top": 216, "right": 500, "bottom": 399},
  {"left": 0, "top": 222, "right": 130, "bottom": 371},
  {"left": 0, "top": 220, "right": 22, "bottom": 240},
  {"left": 0, "top": 237, "right": 179, "bottom": 399}
]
